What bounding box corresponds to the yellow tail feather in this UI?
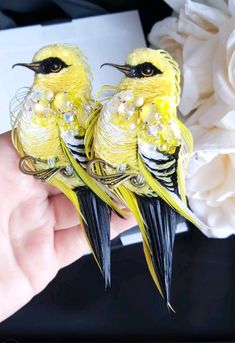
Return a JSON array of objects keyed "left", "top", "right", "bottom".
[
  {"left": 61, "top": 139, "right": 125, "bottom": 217},
  {"left": 116, "top": 185, "right": 163, "bottom": 297},
  {"left": 176, "top": 119, "right": 193, "bottom": 205}
]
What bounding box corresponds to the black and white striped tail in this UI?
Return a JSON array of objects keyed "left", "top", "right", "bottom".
[
  {"left": 138, "top": 147, "right": 183, "bottom": 305},
  {"left": 75, "top": 186, "right": 111, "bottom": 288},
  {"left": 63, "top": 133, "right": 88, "bottom": 169},
  {"left": 63, "top": 133, "right": 111, "bottom": 287},
  {"left": 136, "top": 194, "right": 178, "bottom": 306},
  {"left": 140, "top": 147, "right": 180, "bottom": 193}
]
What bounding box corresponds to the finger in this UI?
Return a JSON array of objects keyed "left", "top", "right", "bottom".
[
  {"left": 110, "top": 210, "right": 137, "bottom": 239},
  {"left": 46, "top": 184, "right": 61, "bottom": 196},
  {"left": 55, "top": 212, "right": 137, "bottom": 269},
  {"left": 49, "top": 193, "right": 80, "bottom": 230},
  {"left": 54, "top": 224, "right": 89, "bottom": 269}
]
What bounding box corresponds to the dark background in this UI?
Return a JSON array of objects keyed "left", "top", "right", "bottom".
[{"left": 0, "top": 1, "right": 235, "bottom": 342}]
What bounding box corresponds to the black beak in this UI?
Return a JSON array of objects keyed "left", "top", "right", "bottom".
[
  {"left": 12, "top": 62, "right": 41, "bottom": 73},
  {"left": 100, "top": 63, "right": 132, "bottom": 77}
]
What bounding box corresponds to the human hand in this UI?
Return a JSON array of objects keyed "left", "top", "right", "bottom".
[{"left": 0, "top": 131, "right": 137, "bottom": 322}]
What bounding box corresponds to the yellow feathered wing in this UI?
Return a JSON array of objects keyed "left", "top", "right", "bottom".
[
  {"left": 176, "top": 119, "right": 193, "bottom": 205},
  {"left": 12, "top": 128, "right": 85, "bottom": 220},
  {"left": 12, "top": 129, "right": 106, "bottom": 271},
  {"left": 60, "top": 139, "right": 124, "bottom": 217},
  {"left": 138, "top": 154, "right": 210, "bottom": 231}
]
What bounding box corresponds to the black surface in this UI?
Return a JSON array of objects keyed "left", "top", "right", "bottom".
[
  {"left": 0, "top": 0, "right": 172, "bottom": 36},
  {"left": 0, "top": 226, "right": 235, "bottom": 342}
]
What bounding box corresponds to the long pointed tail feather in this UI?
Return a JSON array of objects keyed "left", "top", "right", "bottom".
[
  {"left": 136, "top": 195, "right": 178, "bottom": 307},
  {"left": 75, "top": 186, "right": 111, "bottom": 288},
  {"left": 48, "top": 177, "right": 111, "bottom": 288},
  {"left": 116, "top": 185, "right": 164, "bottom": 298}
]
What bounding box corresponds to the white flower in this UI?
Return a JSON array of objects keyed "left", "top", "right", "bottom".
[{"left": 149, "top": 0, "right": 235, "bottom": 238}]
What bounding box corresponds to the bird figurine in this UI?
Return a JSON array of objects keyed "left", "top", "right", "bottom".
[
  {"left": 11, "top": 43, "right": 124, "bottom": 287},
  {"left": 86, "top": 48, "right": 212, "bottom": 307}
]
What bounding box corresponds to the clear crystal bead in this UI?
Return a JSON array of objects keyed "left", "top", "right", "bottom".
[
  {"left": 64, "top": 164, "right": 74, "bottom": 177},
  {"left": 169, "top": 120, "right": 181, "bottom": 138},
  {"left": 63, "top": 112, "right": 74, "bottom": 122},
  {"left": 129, "top": 123, "right": 136, "bottom": 130},
  {"left": 123, "top": 91, "right": 133, "bottom": 101},
  {"left": 116, "top": 164, "right": 127, "bottom": 173},
  {"left": 46, "top": 90, "right": 54, "bottom": 101},
  {"left": 30, "top": 90, "right": 42, "bottom": 102},
  {"left": 47, "top": 157, "right": 56, "bottom": 168},
  {"left": 126, "top": 104, "right": 135, "bottom": 117},
  {"left": 147, "top": 125, "right": 159, "bottom": 136}
]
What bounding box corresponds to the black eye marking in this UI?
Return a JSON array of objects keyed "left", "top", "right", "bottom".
[
  {"left": 37, "top": 57, "right": 69, "bottom": 74},
  {"left": 130, "top": 62, "right": 162, "bottom": 78}
]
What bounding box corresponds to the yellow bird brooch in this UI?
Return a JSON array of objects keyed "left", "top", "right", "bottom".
[
  {"left": 87, "top": 48, "right": 212, "bottom": 307},
  {"left": 11, "top": 44, "right": 123, "bottom": 287}
]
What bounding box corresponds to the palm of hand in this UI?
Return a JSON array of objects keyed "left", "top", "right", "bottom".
[{"left": 0, "top": 132, "right": 136, "bottom": 322}]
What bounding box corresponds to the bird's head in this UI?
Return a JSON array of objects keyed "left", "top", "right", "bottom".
[
  {"left": 13, "top": 44, "right": 92, "bottom": 100},
  {"left": 101, "top": 48, "right": 180, "bottom": 104}
]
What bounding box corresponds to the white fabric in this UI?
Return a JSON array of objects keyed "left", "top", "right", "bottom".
[{"left": 149, "top": 0, "right": 235, "bottom": 238}]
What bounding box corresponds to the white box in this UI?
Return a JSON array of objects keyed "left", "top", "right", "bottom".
[{"left": 0, "top": 10, "right": 146, "bottom": 134}]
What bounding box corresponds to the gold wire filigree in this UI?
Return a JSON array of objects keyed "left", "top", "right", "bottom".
[
  {"left": 19, "top": 155, "right": 62, "bottom": 182},
  {"left": 86, "top": 159, "right": 145, "bottom": 188}
]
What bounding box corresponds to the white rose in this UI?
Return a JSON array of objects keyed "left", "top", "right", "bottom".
[{"left": 148, "top": 0, "right": 235, "bottom": 238}]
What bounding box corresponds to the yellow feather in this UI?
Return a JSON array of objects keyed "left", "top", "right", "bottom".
[
  {"left": 115, "top": 185, "right": 163, "bottom": 296},
  {"left": 12, "top": 129, "right": 24, "bottom": 157},
  {"left": 176, "top": 119, "right": 194, "bottom": 204},
  {"left": 85, "top": 102, "right": 101, "bottom": 159},
  {"left": 142, "top": 240, "right": 163, "bottom": 298}
]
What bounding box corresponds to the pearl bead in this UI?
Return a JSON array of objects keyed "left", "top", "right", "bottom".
[
  {"left": 46, "top": 90, "right": 54, "bottom": 101},
  {"left": 123, "top": 91, "right": 133, "bottom": 101},
  {"left": 134, "top": 97, "right": 144, "bottom": 107}
]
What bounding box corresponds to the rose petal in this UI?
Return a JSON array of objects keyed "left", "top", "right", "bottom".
[
  {"left": 184, "top": 96, "right": 215, "bottom": 126},
  {"left": 178, "top": 9, "right": 214, "bottom": 39},
  {"left": 186, "top": 154, "right": 225, "bottom": 193},
  {"left": 163, "top": 0, "right": 185, "bottom": 13},
  {"left": 192, "top": 127, "right": 235, "bottom": 152},
  {"left": 228, "top": 0, "right": 235, "bottom": 17},
  {"left": 185, "top": 0, "right": 229, "bottom": 29},
  {"left": 188, "top": 197, "right": 235, "bottom": 238},
  {"left": 196, "top": 99, "right": 235, "bottom": 129},
  {"left": 149, "top": 0, "right": 235, "bottom": 238},
  {"left": 217, "top": 110, "right": 235, "bottom": 129},
  {"left": 180, "top": 36, "right": 217, "bottom": 114}
]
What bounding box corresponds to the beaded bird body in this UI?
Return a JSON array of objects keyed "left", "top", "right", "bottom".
[
  {"left": 16, "top": 85, "right": 92, "bottom": 188},
  {"left": 89, "top": 48, "right": 211, "bottom": 306},
  {"left": 94, "top": 90, "right": 182, "bottom": 196}
]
